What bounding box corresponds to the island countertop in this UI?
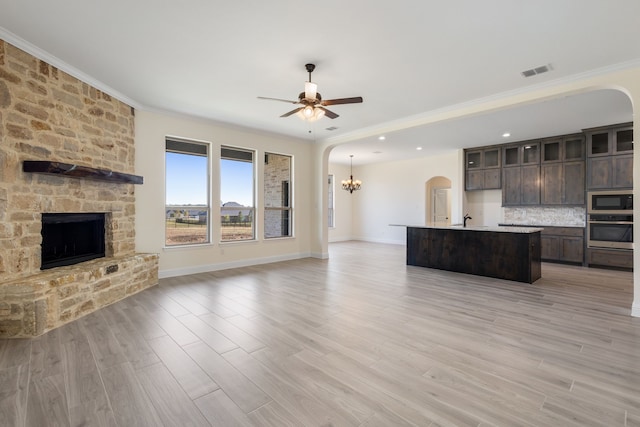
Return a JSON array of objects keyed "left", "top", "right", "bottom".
[{"left": 390, "top": 224, "right": 544, "bottom": 234}]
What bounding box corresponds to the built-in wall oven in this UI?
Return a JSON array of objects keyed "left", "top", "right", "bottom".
[{"left": 587, "top": 190, "right": 633, "bottom": 250}]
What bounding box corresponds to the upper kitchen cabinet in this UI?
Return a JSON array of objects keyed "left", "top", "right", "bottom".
[
  {"left": 542, "top": 134, "right": 585, "bottom": 163},
  {"left": 502, "top": 141, "right": 540, "bottom": 206},
  {"left": 503, "top": 141, "right": 539, "bottom": 167},
  {"left": 541, "top": 134, "right": 585, "bottom": 205},
  {"left": 465, "top": 147, "right": 501, "bottom": 191},
  {"left": 586, "top": 123, "right": 633, "bottom": 190}
]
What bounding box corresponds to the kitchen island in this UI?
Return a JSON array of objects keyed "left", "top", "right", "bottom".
[{"left": 402, "top": 224, "right": 543, "bottom": 284}]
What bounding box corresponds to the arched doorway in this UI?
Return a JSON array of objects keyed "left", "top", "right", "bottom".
[{"left": 425, "top": 176, "right": 452, "bottom": 225}]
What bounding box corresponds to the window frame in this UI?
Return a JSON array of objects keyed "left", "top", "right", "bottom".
[
  {"left": 164, "top": 137, "right": 211, "bottom": 248},
  {"left": 263, "top": 151, "right": 294, "bottom": 239},
  {"left": 328, "top": 174, "right": 335, "bottom": 228},
  {"left": 220, "top": 145, "right": 256, "bottom": 243}
]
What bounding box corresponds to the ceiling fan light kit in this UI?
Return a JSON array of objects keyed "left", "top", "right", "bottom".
[
  {"left": 297, "top": 104, "right": 325, "bottom": 122},
  {"left": 258, "top": 63, "right": 363, "bottom": 122}
]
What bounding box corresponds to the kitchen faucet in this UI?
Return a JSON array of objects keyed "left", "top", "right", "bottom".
[{"left": 463, "top": 213, "right": 472, "bottom": 227}]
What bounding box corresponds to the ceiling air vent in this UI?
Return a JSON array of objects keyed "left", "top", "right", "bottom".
[
  {"left": 521, "top": 64, "right": 552, "bottom": 78},
  {"left": 325, "top": 126, "right": 338, "bottom": 131}
]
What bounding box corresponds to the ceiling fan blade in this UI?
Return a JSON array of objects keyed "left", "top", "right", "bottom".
[
  {"left": 318, "top": 107, "right": 339, "bottom": 119},
  {"left": 321, "top": 96, "right": 363, "bottom": 106},
  {"left": 257, "top": 96, "right": 299, "bottom": 104},
  {"left": 280, "top": 107, "right": 303, "bottom": 118}
]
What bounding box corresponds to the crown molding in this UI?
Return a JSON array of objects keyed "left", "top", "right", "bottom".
[{"left": 0, "top": 26, "right": 143, "bottom": 110}]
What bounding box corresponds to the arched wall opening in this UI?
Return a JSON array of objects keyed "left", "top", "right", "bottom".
[{"left": 317, "top": 79, "right": 638, "bottom": 315}]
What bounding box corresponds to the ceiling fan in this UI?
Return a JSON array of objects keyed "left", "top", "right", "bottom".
[{"left": 258, "top": 63, "right": 363, "bottom": 121}]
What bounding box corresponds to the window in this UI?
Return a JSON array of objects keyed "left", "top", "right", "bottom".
[
  {"left": 165, "top": 139, "right": 210, "bottom": 246},
  {"left": 220, "top": 146, "right": 255, "bottom": 241},
  {"left": 264, "top": 153, "right": 292, "bottom": 238},
  {"left": 328, "top": 174, "right": 335, "bottom": 228}
]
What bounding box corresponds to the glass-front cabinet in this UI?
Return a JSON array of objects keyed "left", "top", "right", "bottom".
[
  {"left": 464, "top": 147, "right": 501, "bottom": 191},
  {"left": 586, "top": 123, "right": 633, "bottom": 190},
  {"left": 503, "top": 142, "right": 539, "bottom": 167},
  {"left": 564, "top": 135, "right": 585, "bottom": 160}
]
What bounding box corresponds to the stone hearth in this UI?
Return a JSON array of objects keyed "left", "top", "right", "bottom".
[{"left": 1, "top": 254, "right": 158, "bottom": 337}]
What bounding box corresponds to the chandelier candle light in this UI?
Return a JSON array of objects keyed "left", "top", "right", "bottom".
[{"left": 342, "top": 155, "right": 362, "bottom": 193}]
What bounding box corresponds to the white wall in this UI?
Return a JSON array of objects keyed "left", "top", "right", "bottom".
[
  {"left": 350, "top": 151, "right": 462, "bottom": 245},
  {"left": 135, "top": 110, "right": 313, "bottom": 278},
  {"left": 328, "top": 162, "right": 354, "bottom": 242},
  {"left": 464, "top": 189, "right": 503, "bottom": 226}
]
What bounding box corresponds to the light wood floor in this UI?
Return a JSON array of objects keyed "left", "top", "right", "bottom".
[{"left": 1, "top": 241, "right": 638, "bottom": 426}]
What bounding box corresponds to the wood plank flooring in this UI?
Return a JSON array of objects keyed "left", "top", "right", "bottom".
[{"left": 0, "top": 241, "right": 638, "bottom": 426}]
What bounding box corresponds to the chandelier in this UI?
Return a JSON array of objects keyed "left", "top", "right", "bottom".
[{"left": 341, "top": 155, "right": 362, "bottom": 193}]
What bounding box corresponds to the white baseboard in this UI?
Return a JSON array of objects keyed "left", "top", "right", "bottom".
[
  {"left": 353, "top": 237, "right": 406, "bottom": 246},
  {"left": 632, "top": 302, "right": 640, "bottom": 317},
  {"left": 328, "top": 236, "right": 353, "bottom": 243},
  {"left": 158, "top": 252, "right": 311, "bottom": 279},
  {"left": 310, "top": 251, "right": 329, "bottom": 259}
]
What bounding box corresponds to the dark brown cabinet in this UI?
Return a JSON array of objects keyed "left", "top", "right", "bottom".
[
  {"left": 407, "top": 226, "right": 541, "bottom": 283},
  {"left": 587, "top": 248, "right": 632, "bottom": 270},
  {"left": 522, "top": 165, "right": 540, "bottom": 205},
  {"left": 540, "top": 227, "right": 584, "bottom": 264},
  {"left": 502, "top": 167, "right": 522, "bottom": 205},
  {"left": 541, "top": 161, "right": 585, "bottom": 205},
  {"left": 540, "top": 135, "right": 585, "bottom": 205},
  {"left": 564, "top": 161, "right": 586, "bottom": 205},
  {"left": 613, "top": 155, "right": 633, "bottom": 188},
  {"left": 586, "top": 123, "right": 633, "bottom": 190},
  {"left": 464, "top": 124, "right": 629, "bottom": 206},
  {"left": 587, "top": 156, "right": 612, "bottom": 189},
  {"left": 541, "top": 163, "right": 562, "bottom": 204},
  {"left": 465, "top": 147, "right": 501, "bottom": 191},
  {"left": 503, "top": 165, "right": 540, "bottom": 205},
  {"left": 502, "top": 142, "right": 540, "bottom": 206}
]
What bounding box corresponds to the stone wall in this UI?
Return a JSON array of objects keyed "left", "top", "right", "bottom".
[{"left": 0, "top": 39, "right": 137, "bottom": 281}]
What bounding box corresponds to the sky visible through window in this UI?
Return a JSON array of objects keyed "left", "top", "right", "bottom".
[
  {"left": 221, "top": 158, "right": 253, "bottom": 207},
  {"left": 165, "top": 152, "right": 253, "bottom": 206}
]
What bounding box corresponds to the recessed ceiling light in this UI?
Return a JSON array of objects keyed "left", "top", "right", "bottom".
[
  {"left": 416, "top": 147, "right": 422, "bottom": 150},
  {"left": 502, "top": 132, "right": 511, "bottom": 138},
  {"left": 378, "top": 136, "right": 386, "bottom": 141}
]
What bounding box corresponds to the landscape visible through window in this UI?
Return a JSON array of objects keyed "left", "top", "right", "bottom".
[
  {"left": 165, "top": 139, "right": 210, "bottom": 246},
  {"left": 220, "top": 147, "right": 255, "bottom": 241}
]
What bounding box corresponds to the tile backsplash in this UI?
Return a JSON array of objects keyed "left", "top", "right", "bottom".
[{"left": 503, "top": 207, "right": 586, "bottom": 227}]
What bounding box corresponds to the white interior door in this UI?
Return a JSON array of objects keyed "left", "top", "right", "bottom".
[{"left": 433, "top": 188, "right": 450, "bottom": 224}]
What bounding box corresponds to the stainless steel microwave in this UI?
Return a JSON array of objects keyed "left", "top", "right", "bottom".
[{"left": 587, "top": 190, "right": 633, "bottom": 214}]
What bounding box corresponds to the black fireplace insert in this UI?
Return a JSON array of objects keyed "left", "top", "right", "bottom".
[{"left": 41, "top": 213, "right": 106, "bottom": 270}]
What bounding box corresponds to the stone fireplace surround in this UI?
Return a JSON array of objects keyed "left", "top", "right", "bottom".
[{"left": 0, "top": 40, "right": 158, "bottom": 337}]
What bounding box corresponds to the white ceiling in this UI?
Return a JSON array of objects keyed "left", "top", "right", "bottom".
[{"left": 1, "top": 1, "right": 638, "bottom": 165}]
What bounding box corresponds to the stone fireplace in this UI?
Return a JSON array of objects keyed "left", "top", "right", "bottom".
[{"left": 0, "top": 40, "right": 158, "bottom": 337}]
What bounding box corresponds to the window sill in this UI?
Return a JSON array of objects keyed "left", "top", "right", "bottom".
[{"left": 264, "top": 236, "right": 295, "bottom": 241}]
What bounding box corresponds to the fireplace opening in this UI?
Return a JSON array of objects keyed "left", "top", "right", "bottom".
[{"left": 41, "top": 213, "right": 106, "bottom": 270}]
